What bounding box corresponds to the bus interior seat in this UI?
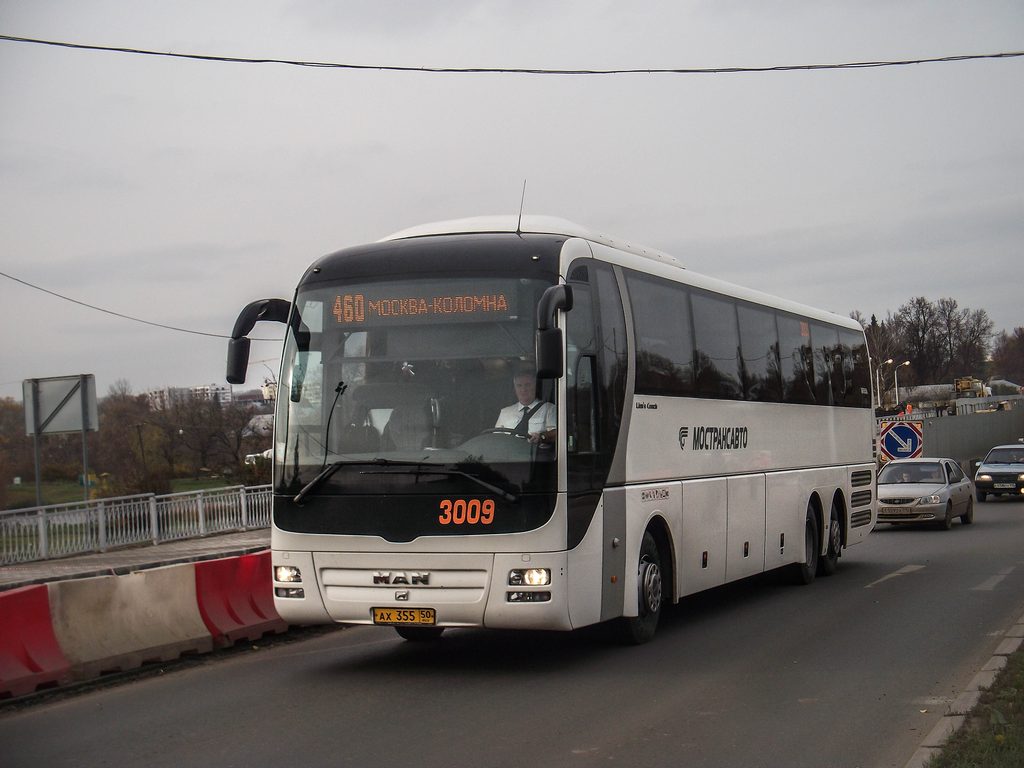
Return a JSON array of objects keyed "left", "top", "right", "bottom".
[{"left": 382, "top": 401, "right": 433, "bottom": 451}]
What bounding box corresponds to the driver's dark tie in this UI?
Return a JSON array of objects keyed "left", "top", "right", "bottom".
[{"left": 513, "top": 405, "right": 530, "bottom": 436}]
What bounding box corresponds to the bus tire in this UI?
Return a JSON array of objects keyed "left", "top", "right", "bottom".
[
  {"left": 617, "top": 530, "right": 663, "bottom": 645},
  {"left": 792, "top": 504, "right": 819, "bottom": 585},
  {"left": 818, "top": 501, "right": 841, "bottom": 577},
  {"left": 395, "top": 626, "right": 445, "bottom": 642}
]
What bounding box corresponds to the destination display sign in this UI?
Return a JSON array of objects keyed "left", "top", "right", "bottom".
[{"left": 331, "top": 279, "right": 519, "bottom": 326}]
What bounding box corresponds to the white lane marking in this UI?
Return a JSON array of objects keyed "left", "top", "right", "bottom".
[
  {"left": 972, "top": 566, "right": 1016, "bottom": 591},
  {"left": 865, "top": 564, "right": 926, "bottom": 588}
]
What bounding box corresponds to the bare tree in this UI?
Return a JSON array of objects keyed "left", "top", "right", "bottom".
[{"left": 992, "top": 328, "right": 1024, "bottom": 384}]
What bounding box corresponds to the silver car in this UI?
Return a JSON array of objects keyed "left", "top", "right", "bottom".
[
  {"left": 877, "top": 458, "right": 974, "bottom": 529},
  {"left": 974, "top": 444, "right": 1024, "bottom": 502}
]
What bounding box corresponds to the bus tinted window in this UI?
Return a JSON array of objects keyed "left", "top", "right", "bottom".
[
  {"left": 626, "top": 272, "right": 694, "bottom": 396},
  {"left": 692, "top": 291, "right": 742, "bottom": 400},
  {"left": 839, "top": 328, "right": 871, "bottom": 408},
  {"left": 810, "top": 323, "right": 841, "bottom": 406},
  {"left": 778, "top": 314, "right": 815, "bottom": 404},
  {"left": 594, "top": 264, "right": 628, "bottom": 427},
  {"left": 737, "top": 303, "right": 782, "bottom": 402}
]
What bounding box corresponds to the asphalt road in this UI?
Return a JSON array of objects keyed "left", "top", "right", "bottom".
[{"left": 4, "top": 497, "right": 1024, "bottom": 768}]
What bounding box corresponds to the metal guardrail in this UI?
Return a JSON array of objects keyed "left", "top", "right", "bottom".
[{"left": 0, "top": 485, "right": 271, "bottom": 566}]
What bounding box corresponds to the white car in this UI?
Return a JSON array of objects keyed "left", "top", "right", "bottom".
[{"left": 877, "top": 458, "right": 974, "bottom": 529}]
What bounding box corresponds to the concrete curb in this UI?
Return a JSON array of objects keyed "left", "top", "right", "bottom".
[{"left": 903, "top": 614, "right": 1024, "bottom": 768}]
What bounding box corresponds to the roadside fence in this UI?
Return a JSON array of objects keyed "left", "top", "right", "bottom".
[{"left": 0, "top": 485, "right": 271, "bottom": 566}]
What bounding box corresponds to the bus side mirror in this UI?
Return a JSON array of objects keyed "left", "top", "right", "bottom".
[
  {"left": 226, "top": 298, "right": 291, "bottom": 385},
  {"left": 226, "top": 337, "right": 251, "bottom": 385},
  {"left": 535, "top": 284, "right": 573, "bottom": 379}
]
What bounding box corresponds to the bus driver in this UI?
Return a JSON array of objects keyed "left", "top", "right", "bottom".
[{"left": 495, "top": 368, "right": 557, "bottom": 445}]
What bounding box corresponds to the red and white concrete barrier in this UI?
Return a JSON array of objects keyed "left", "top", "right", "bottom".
[{"left": 1, "top": 549, "right": 287, "bottom": 699}]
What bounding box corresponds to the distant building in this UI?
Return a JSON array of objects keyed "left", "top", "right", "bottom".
[
  {"left": 145, "top": 386, "right": 192, "bottom": 410},
  {"left": 192, "top": 383, "right": 233, "bottom": 405},
  {"left": 234, "top": 389, "right": 267, "bottom": 407}
]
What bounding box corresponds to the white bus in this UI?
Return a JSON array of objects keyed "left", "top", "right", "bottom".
[{"left": 227, "top": 216, "right": 876, "bottom": 643}]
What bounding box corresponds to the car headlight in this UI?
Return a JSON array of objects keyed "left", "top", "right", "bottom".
[
  {"left": 919, "top": 495, "right": 942, "bottom": 505},
  {"left": 1018, "top": 474, "right": 1024, "bottom": 482},
  {"left": 976, "top": 474, "right": 992, "bottom": 482}
]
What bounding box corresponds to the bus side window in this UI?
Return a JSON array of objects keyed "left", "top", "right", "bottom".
[
  {"left": 692, "top": 291, "right": 742, "bottom": 400},
  {"left": 778, "top": 315, "right": 815, "bottom": 405},
  {"left": 565, "top": 273, "right": 597, "bottom": 455},
  {"left": 571, "top": 355, "right": 598, "bottom": 454},
  {"left": 810, "top": 323, "right": 840, "bottom": 406}
]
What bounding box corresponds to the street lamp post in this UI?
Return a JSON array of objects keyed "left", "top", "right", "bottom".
[
  {"left": 875, "top": 358, "right": 894, "bottom": 410},
  {"left": 894, "top": 361, "right": 911, "bottom": 410}
]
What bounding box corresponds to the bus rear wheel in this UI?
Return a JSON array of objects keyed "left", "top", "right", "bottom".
[
  {"left": 617, "top": 530, "right": 663, "bottom": 645},
  {"left": 817, "top": 502, "right": 841, "bottom": 577},
  {"left": 792, "top": 504, "right": 819, "bottom": 585}
]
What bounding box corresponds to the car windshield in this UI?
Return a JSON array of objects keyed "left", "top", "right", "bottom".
[
  {"left": 984, "top": 448, "right": 1024, "bottom": 464},
  {"left": 878, "top": 463, "right": 944, "bottom": 484},
  {"left": 274, "top": 274, "right": 559, "bottom": 497}
]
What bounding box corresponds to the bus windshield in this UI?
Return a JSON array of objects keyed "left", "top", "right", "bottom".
[{"left": 275, "top": 274, "right": 559, "bottom": 499}]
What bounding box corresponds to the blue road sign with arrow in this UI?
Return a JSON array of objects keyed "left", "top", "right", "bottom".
[{"left": 880, "top": 421, "right": 923, "bottom": 461}]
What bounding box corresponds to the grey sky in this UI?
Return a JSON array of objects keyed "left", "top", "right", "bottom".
[{"left": 1, "top": 0, "right": 1021, "bottom": 400}]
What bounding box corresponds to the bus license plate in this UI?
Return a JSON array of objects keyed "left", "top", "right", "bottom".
[{"left": 372, "top": 607, "right": 436, "bottom": 626}]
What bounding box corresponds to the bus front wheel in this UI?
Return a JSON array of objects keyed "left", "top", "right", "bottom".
[{"left": 617, "top": 530, "right": 663, "bottom": 645}]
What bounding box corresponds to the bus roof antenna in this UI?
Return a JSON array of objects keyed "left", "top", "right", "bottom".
[{"left": 516, "top": 179, "right": 527, "bottom": 235}]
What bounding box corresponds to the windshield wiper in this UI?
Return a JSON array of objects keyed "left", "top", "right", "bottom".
[
  {"left": 292, "top": 457, "right": 400, "bottom": 503},
  {"left": 293, "top": 460, "right": 347, "bottom": 504},
  {"left": 292, "top": 458, "right": 515, "bottom": 504},
  {"left": 359, "top": 466, "right": 519, "bottom": 502}
]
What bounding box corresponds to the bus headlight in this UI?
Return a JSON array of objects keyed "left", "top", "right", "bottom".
[
  {"left": 275, "top": 565, "right": 302, "bottom": 583},
  {"left": 508, "top": 568, "right": 551, "bottom": 587}
]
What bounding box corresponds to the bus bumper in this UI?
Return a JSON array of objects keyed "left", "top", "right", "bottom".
[{"left": 272, "top": 550, "right": 572, "bottom": 631}]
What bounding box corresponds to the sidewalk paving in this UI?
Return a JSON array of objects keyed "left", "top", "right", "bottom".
[{"left": 0, "top": 530, "right": 271, "bottom": 591}]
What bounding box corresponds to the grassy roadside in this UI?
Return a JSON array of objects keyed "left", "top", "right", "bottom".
[{"left": 928, "top": 644, "right": 1024, "bottom": 767}]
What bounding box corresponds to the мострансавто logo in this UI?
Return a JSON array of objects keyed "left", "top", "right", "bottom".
[{"left": 679, "top": 425, "right": 749, "bottom": 451}]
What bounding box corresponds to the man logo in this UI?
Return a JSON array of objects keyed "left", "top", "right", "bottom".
[{"left": 678, "top": 427, "right": 689, "bottom": 450}]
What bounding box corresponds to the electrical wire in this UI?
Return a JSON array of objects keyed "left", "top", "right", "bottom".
[
  {"left": 0, "top": 269, "right": 281, "bottom": 342},
  {"left": 1, "top": 34, "right": 1021, "bottom": 75}
]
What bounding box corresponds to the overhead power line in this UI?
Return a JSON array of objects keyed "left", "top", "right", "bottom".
[
  {"left": 0, "top": 269, "right": 281, "bottom": 342},
  {"left": 1, "top": 34, "right": 1022, "bottom": 75}
]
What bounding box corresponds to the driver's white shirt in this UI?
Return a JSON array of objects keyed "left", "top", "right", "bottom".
[{"left": 495, "top": 399, "right": 556, "bottom": 433}]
